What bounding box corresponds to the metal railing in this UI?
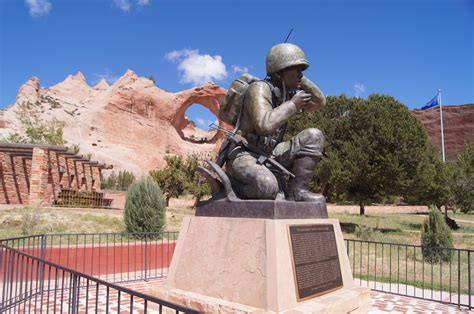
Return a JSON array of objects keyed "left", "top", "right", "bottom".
[
  {"left": 0, "top": 244, "right": 198, "bottom": 313},
  {"left": 0, "top": 232, "right": 179, "bottom": 283},
  {"left": 345, "top": 239, "right": 473, "bottom": 310},
  {"left": 1, "top": 233, "right": 472, "bottom": 311},
  {"left": 0, "top": 232, "right": 196, "bottom": 313}
]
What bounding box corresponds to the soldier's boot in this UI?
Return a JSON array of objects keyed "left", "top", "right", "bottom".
[{"left": 286, "top": 156, "right": 325, "bottom": 202}]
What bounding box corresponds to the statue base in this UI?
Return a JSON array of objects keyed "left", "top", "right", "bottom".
[
  {"left": 196, "top": 197, "right": 328, "bottom": 219},
  {"left": 149, "top": 201, "right": 371, "bottom": 313}
]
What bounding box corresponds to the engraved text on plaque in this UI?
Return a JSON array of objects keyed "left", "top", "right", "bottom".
[{"left": 288, "top": 224, "right": 343, "bottom": 301}]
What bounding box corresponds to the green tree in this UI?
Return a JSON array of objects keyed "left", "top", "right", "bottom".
[
  {"left": 3, "top": 101, "right": 66, "bottom": 146},
  {"left": 287, "top": 94, "right": 433, "bottom": 215},
  {"left": 149, "top": 153, "right": 211, "bottom": 207},
  {"left": 123, "top": 176, "right": 165, "bottom": 237},
  {"left": 405, "top": 150, "right": 455, "bottom": 211},
  {"left": 452, "top": 143, "right": 474, "bottom": 213},
  {"left": 183, "top": 153, "right": 211, "bottom": 206},
  {"left": 101, "top": 170, "right": 136, "bottom": 191},
  {"left": 150, "top": 155, "right": 187, "bottom": 206},
  {"left": 148, "top": 75, "right": 156, "bottom": 84},
  {"left": 421, "top": 206, "right": 453, "bottom": 264}
]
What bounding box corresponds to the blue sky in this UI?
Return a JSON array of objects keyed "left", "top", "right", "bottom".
[{"left": 1, "top": 0, "right": 473, "bottom": 130}]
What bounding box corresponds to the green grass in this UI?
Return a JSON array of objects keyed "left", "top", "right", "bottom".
[
  {"left": 0, "top": 204, "right": 183, "bottom": 244},
  {"left": 347, "top": 240, "right": 472, "bottom": 295},
  {"left": 165, "top": 202, "right": 195, "bottom": 231},
  {"left": 330, "top": 212, "right": 474, "bottom": 249},
  {"left": 451, "top": 212, "right": 474, "bottom": 222}
]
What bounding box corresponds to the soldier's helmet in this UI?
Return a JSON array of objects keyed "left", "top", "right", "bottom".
[{"left": 266, "top": 43, "right": 310, "bottom": 75}]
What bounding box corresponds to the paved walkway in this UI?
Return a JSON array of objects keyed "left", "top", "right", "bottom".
[
  {"left": 370, "top": 291, "right": 472, "bottom": 313},
  {"left": 5, "top": 279, "right": 472, "bottom": 313},
  {"left": 123, "top": 280, "right": 473, "bottom": 313}
]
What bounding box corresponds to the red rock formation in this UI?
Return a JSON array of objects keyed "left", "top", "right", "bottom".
[
  {"left": 412, "top": 104, "right": 474, "bottom": 159},
  {"left": 0, "top": 70, "right": 230, "bottom": 174}
]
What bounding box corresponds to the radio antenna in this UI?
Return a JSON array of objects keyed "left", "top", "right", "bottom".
[{"left": 284, "top": 28, "right": 293, "bottom": 43}]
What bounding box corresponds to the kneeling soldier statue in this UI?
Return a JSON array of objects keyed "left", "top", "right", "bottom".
[{"left": 211, "top": 43, "right": 326, "bottom": 203}]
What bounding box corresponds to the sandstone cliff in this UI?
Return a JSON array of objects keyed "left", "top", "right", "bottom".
[
  {"left": 412, "top": 104, "right": 474, "bottom": 159},
  {"left": 0, "top": 70, "right": 228, "bottom": 174}
]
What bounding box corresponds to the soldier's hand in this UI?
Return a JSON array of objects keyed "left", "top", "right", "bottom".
[
  {"left": 302, "top": 100, "right": 319, "bottom": 112},
  {"left": 291, "top": 90, "right": 312, "bottom": 111}
]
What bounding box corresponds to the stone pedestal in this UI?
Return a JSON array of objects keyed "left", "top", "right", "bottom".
[{"left": 149, "top": 202, "right": 371, "bottom": 313}]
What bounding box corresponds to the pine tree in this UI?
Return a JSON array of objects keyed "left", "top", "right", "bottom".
[
  {"left": 123, "top": 176, "right": 165, "bottom": 237},
  {"left": 421, "top": 206, "right": 454, "bottom": 264}
]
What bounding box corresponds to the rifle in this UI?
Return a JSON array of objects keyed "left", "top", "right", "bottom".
[{"left": 210, "top": 123, "right": 295, "bottom": 178}]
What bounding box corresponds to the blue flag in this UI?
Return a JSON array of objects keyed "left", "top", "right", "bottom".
[{"left": 421, "top": 94, "right": 439, "bottom": 110}]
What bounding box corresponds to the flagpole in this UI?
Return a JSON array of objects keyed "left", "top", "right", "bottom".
[{"left": 439, "top": 89, "right": 446, "bottom": 162}]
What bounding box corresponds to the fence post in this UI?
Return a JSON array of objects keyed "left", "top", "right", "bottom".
[
  {"left": 468, "top": 251, "right": 471, "bottom": 310},
  {"left": 70, "top": 274, "right": 79, "bottom": 314},
  {"left": 0, "top": 244, "right": 2, "bottom": 310},
  {"left": 458, "top": 250, "right": 461, "bottom": 307},
  {"left": 144, "top": 234, "right": 148, "bottom": 281},
  {"left": 39, "top": 235, "right": 47, "bottom": 295}
]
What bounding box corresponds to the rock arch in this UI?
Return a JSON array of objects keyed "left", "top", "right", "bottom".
[{"left": 171, "top": 87, "right": 227, "bottom": 144}]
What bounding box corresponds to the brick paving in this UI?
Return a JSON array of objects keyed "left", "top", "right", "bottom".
[
  {"left": 370, "top": 291, "right": 472, "bottom": 313},
  {"left": 5, "top": 279, "right": 472, "bottom": 313}
]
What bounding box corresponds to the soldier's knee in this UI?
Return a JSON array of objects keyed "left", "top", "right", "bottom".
[
  {"left": 303, "top": 128, "right": 324, "bottom": 145},
  {"left": 254, "top": 173, "right": 279, "bottom": 199}
]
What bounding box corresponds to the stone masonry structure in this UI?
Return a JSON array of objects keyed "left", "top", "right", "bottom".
[{"left": 0, "top": 143, "right": 112, "bottom": 205}]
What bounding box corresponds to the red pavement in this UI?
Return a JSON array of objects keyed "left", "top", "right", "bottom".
[{"left": 8, "top": 279, "right": 471, "bottom": 313}]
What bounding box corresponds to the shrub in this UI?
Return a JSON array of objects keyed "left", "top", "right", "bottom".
[
  {"left": 21, "top": 207, "right": 42, "bottom": 235},
  {"left": 123, "top": 176, "right": 165, "bottom": 237},
  {"left": 354, "top": 225, "right": 373, "bottom": 241},
  {"left": 421, "top": 206, "right": 453, "bottom": 264}
]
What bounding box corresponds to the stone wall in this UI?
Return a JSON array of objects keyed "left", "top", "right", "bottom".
[
  {"left": 0, "top": 153, "right": 31, "bottom": 204},
  {"left": 0, "top": 145, "right": 109, "bottom": 205}
]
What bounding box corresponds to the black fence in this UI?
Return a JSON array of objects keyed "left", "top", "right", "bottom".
[
  {"left": 0, "top": 232, "right": 197, "bottom": 313},
  {"left": 1, "top": 233, "right": 472, "bottom": 312},
  {"left": 345, "top": 239, "right": 473, "bottom": 310},
  {"left": 0, "top": 232, "right": 178, "bottom": 283}
]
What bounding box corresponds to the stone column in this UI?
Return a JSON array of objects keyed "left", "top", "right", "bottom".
[
  {"left": 91, "top": 167, "right": 102, "bottom": 191},
  {"left": 28, "top": 147, "right": 50, "bottom": 205}
]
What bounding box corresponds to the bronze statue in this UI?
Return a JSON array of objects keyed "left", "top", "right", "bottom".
[{"left": 202, "top": 43, "right": 326, "bottom": 203}]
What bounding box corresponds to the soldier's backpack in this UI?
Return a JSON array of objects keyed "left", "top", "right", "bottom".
[{"left": 219, "top": 73, "right": 259, "bottom": 127}]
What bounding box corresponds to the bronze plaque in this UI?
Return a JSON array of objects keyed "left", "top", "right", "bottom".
[{"left": 288, "top": 224, "right": 343, "bottom": 301}]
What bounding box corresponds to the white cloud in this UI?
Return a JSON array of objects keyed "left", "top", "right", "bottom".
[
  {"left": 92, "top": 69, "right": 119, "bottom": 85},
  {"left": 25, "top": 0, "right": 52, "bottom": 17},
  {"left": 137, "top": 0, "right": 150, "bottom": 5},
  {"left": 194, "top": 118, "right": 218, "bottom": 130},
  {"left": 232, "top": 65, "right": 249, "bottom": 74},
  {"left": 195, "top": 118, "right": 207, "bottom": 128},
  {"left": 165, "top": 49, "right": 228, "bottom": 86},
  {"left": 353, "top": 83, "right": 367, "bottom": 98},
  {"left": 114, "top": 0, "right": 131, "bottom": 12},
  {"left": 114, "top": 0, "right": 151, "bottom": 12}
]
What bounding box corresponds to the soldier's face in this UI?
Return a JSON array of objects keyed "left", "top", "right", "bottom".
[{"left": 282, "top": 66, "right": 304, "bottom": 90}]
